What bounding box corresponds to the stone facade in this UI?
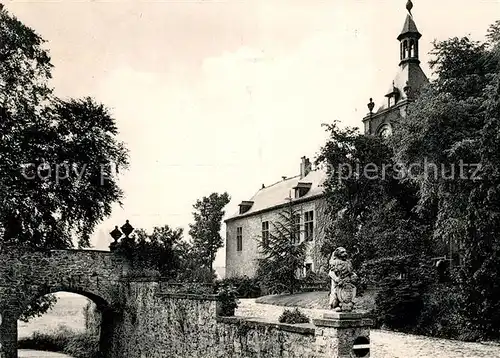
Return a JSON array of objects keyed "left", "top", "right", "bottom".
[
  {"left": 226, "top": 196, "right": 329, "bottom": 278},
  {"left": 362, "top": 13, "right": 429, "bottom": 136},
  {"left": 0, "top": 247, "right": 371, "bottom": 357},
  {"left": 108, "top": 282, "right": 372, "bottom": 358},
  {"left": 0, "top": 248, "right": 131, "bottom": 358},
  {"left": 226, "top": 12, "right": 430, "bottom": 279},
  {"left": 107, "top": 283, "right": 318, "bottom": 357}
]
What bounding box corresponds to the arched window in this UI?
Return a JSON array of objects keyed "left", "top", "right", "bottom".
[
  {"left": 409, "top": 40, "right": 415, "bottom": 57},
  {"left": 378, "top": 124, "right": 392, "bottom": 138},
  {"left": 403, "top": 40, "right": 408, "bottom": 59}
]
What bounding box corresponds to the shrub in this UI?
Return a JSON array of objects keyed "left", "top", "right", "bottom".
[
  {"left": 216, "top": 284, "right": 239, "bottom": 316},
  {"left": 374, "top": 264, "right": 491, "bottom": 341},
  {"left": 83, "top": 300, "right": 101, "bottom": 336},
  {"left": 165, "top": 282, "right": 215, "bottom": 295},
  {"left": 18, "top": 324, "right": 100, "bottom": 358},
  {"left": 374, "top": 278, "right": 425, "bottom": 330},
  {"left": 278, "top": 308, "right": 309, "bottom": 324},
  {"left": 176, "top": 265, "right": 216, "bottom": 284},
  {"left": 299, "top": 271, "right": 330, "bottom": 292},
  {"left": 215, "top": 276, "right": 261, "bottom": 298},
  {"left": 415, "top": 283, "right": 477, "bottom": 340},
  {"left": 372, "top": 256, "right": 435, "bottom": 330}
]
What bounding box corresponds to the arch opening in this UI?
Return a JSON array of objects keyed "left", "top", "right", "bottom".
[{"left": 17, "top": 291, "right": 109, "bottom": 358}]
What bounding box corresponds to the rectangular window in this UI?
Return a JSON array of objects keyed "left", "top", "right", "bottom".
[
  {"left": 305, "top": 263, "right": 313, "bottom": 275},
  {"left": 236, "top": 227, "right": 242, "bottom": 251},
  {"left": 262, "top": 221, "right": 269, "bottom": 248},
  {"left": 293, "top": 214, "right": 301, "bottom": 244},
  {"left": 304, "top": 210, "right": 314, "bottom": 241}
]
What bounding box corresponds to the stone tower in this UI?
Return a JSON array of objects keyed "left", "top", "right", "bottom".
[{"left": 362, "top": 1, "right": 429, "bottom": 136}]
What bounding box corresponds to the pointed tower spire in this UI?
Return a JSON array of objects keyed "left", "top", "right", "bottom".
[{"left": 398, "top": 1, "right": 421, "bottom": 66}]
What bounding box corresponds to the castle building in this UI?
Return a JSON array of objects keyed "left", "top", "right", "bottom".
[
  {"left": 225, "top": 157, "right": 328, "bottom": 278},
  {"left": 363, "top": 6, "right": 429, "bottom": 136},
  {"left": 225, "top": 3, "right": 428, "bottom": 278}
]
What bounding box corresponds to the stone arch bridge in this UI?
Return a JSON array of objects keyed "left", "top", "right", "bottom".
[
  {"left": 0, "top": 247, "right": 373, "bottom": 358},
  {"left": 0, "top": 247, "right": 149, "bottom": 358}
]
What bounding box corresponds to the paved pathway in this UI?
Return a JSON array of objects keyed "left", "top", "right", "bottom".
[
  {"left": 19, "top": 350, "right": 72, "bottom": 357},
  {"left": 236, "top": 299, "right": 500, "bottom": 358}
]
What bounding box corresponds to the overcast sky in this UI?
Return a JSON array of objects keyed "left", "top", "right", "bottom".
[{"left": 5, "top": 0, "right": 499, "bottom": 267}]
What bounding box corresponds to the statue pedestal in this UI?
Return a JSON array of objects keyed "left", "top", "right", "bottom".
[{"left": 313, "top": 312, "right": 372, "bottom": 358}]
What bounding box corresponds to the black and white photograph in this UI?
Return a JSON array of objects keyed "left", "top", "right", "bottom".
[{"left": 0, "top": 0, "right": 499, "bottom": 357}]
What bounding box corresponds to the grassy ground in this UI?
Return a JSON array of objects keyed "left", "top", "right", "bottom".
[
  {"left": 255, "top": 289, "right": 377, "bottom": 312},
  {"left": 237, "top": 299, "right": 500, "bottom": 358},
  {"left": 18, "top": 325, "right": 99, "bottom": 358},
  {"left": 19, "top": 350, "right": 72, "bottom": 357},
  {"left": 18, "top": 293, "right": 88, "bottom": 339},
  {"left": 18, "top": 293, "right": 97, "bottom": 358}
]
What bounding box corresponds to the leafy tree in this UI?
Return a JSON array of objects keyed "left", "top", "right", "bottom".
[
  {"left": 0, "top": 6, "right": 128, "bottom": 319},
  {"left": 389, "top": 21, "right": 500, "bottom": 338},
  {"left": 18, "top": 294, "right": 58, "bottom": 323},
  {"left": 316, "top": 122, "right": 430, "bottom": 267},
  {"left": 114, "top": 224, "right": 217, "bottom": 283},
  {"left": 174, "top": 239, "right": 216, "bottom": 283},
  {"left": 188, "top": 192, "right": 230, "bottom": 274},
  {"left": 256, "top": 201, "right": 308, "bottom": 294},
  {"left": 116, "top": 225, "right": 185, "bottom": 279}
]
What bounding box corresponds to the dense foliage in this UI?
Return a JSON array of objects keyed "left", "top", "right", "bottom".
[
  {"left": 317, "top": 122, "right": 434, "bottom": 268},
  {"left": 216, "top": 284, "right": 239, "bottom": 316},
  {"left": 113, "top": 193, "right": 231, "bottom": 283},
  {"left": 318, "top": 21, "right": 500, "bottom": 340},
  {"left": 19, "top": 294, "right": 58, "bottom": 323},
  {"left": 215, "top": 276, "right": 262, "bottom": 298},
  {"left": 389, "top": 22, "right": 500, "bottom": 339},
  {"left": 278, "top": 308, "right": 310, "bottom": 324},
  {"left": 113, "top": 223, "right": 218, "bottom": 283},
  {"left": 256, "top": 202, "right": 308, "bottom": 295},
  {"left": 115, "top": 225, "right": 185, "bottom": 279},
  {"left": 0, "top": 8, "right": 128, "bottom": 250},
  {"left": 18, "top": 325, "right": 100, "bottom": 358},
  {"left": 0, "top": 7, "right": 128, "bottom": 320},
  {"left": 189, "top": 192, "right": 231, "bottom": 273}
]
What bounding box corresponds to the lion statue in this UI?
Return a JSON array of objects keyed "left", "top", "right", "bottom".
[{"left": 328, "top": 247, "right": 358, "bottom": 312}]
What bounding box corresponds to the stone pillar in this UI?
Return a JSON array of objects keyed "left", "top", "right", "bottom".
[
  {"left": 0, "top": 310, "right": 18, "bottom": 358},
  {"left": 99, "top": 307, "right": 120, "bottom": 358},
  {"left": 313, "top": 312, "right": 372, "bottom": 358}
]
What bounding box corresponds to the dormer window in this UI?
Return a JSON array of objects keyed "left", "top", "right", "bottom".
[
  {"left": 238, "top": 201, "right": 254, "bottom": 214},
  {"left": 385, "top": 85, "right": 400, "bottom": 108},
  {"left": 293, "top": 182, "right": 312, "bottom": 199}
]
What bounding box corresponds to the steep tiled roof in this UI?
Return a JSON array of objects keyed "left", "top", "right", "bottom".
[
  {"left": 398, "top": 14, "right": 421, "bottom": 39},
  {"left": 375, "top": 62, "right": 429, "bottom": 112},
  {"left": 226, "top": 168, "right": 327, "bottom": 221}
]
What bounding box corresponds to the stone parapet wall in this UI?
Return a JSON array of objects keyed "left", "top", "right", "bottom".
[
  {"left": 0, "top": 248, "right": 134, "bottom": 358},
  {"left": 216, "top": 316, "right": 316, "bottom": 357},
  {"left": 109, "top": 282, "right": 371, "bottom": 358}
]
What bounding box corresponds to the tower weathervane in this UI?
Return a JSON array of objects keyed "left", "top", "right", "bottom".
[{"left": 406, "top": 0, "right": 414, "bottom": 17}]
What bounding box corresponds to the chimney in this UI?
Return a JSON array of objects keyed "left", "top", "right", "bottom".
[{"left": 300, "top": 156, "right": 312, "bottom": 178}]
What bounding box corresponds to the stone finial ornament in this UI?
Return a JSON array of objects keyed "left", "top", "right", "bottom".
[
  {"left": 110, "top": 226, "right": 122, "bottom": 242},
  {"left": 328, "top": 247, "right": 358, "bottom": 312},
  {"left": 406, "top": 0, "right": 413, "bottom": 16},
  {"left": 121, "top": 219, "right": 134, "bottom": 238},
  {"left": 367, "top": 98, "right": 375, "bottom": 113}
]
